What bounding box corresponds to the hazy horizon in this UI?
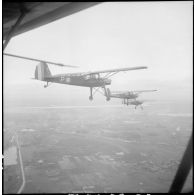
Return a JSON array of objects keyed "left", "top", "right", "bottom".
[{"left": 4, "top": 2, "right": 193, "bottom": 111}]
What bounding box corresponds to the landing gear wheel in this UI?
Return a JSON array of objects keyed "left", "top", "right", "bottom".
[
  {"left": 44, "top": 82, "right": 49, "bottom": 88},
  {"left": 106, "top": 97, "right": 110, "bottom": 101},
  {"left": 89, "top": 96, "right": 93, "bottom": 101}
]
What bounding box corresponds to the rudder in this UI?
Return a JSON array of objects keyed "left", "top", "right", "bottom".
[{"left": 34, "top": 62, "right": 51, "bottom": 81}]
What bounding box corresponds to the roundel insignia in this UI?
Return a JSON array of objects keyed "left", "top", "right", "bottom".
[
  {"left": 66, "top": 77, "right": 71, "bottom": 83},
  {"left": 60, "top": 76, "right": 65, "bottom": 81}
]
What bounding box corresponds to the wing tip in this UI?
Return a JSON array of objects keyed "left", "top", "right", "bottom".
[
  {"left": 61, "top": 64, "right": 79, "bottom": 68},
  {"left": 134, "top": 66, "right": 147, "bottom": 69}
]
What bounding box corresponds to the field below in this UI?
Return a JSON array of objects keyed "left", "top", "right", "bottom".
[{"left": 3, "top": 105, "right": 192, "bottom": 193}]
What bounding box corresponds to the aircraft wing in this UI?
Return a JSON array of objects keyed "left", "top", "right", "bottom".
[
  {"left": 111, "top": 90, "right": 129, "bottom": 94},
  {"left": 4, "top": 53, "right": 78, "bottom": 68},
  {"left": 131, "top": 90, "right": 157, "bottom": 94},
  {"left": 43, "top": 66, "right": 147, "bottom": 79},
  {"left": 3, "top": 2, "right": 100, "bottom": 39},
  {"left": 111, "top": 89, "right": 157, "bottom": 95},
  {"left": 82, "top": 66, "right": 147, "bottom": 75}
]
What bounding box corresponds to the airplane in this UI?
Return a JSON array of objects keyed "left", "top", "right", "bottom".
[
  {"left": 4, "top": 52, "right": 147, "bottom": 101},
  {"left": 105, "top": 88, "right": 157, "bottom": 103},
  {"left": 33, "top": 61, "right": 147, "bottom": 101},
  {"left": 123, "top": 99, "right": 144, "bottom": 109}
]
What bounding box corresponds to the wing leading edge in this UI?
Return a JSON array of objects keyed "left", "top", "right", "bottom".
[
  {"left": 111, "top": 89, "right": 157, "bottom": 95},
  {"left": 4, "top": 53, "right": 78, "bottom": 68},
  {"left": 48, "top": 66, "right": 148, "bottom": 79},
  {"left": 3, "top": 2, "right": 101, "bottom": 39},
  {"left": 131, "top": 89, "right": 157, "bottom": 93},
  {"left": 83, "top": 66, "right": 147, "bottom": 75}
]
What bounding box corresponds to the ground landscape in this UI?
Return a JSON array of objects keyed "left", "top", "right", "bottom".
[{"left": 3, "top": 103, "right": 192, "bottom": 193}]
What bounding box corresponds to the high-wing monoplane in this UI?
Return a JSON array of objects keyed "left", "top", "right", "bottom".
[
  {"left": 4, "top": 53, "right": 147, "bottom": 101},
  {"left": 105, "top": 88, "right": 157, "bottom": 102},
  {"left": 122, "top": 99, "right": 155, "bottom": 109},
  {"left": 122, "top": 99, "right": 144, "bottom": 109},
  {"left": 34, "top": 62, "right": 147, "bottom": 101}
]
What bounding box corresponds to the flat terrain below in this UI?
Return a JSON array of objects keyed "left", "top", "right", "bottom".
[{"left": 3, "top": 105, "right": 192, "bottom": 193}]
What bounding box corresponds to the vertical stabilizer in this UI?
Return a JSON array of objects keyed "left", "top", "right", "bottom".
[{"left": 34, "top": 62, "right": 51, "bottom": 81}]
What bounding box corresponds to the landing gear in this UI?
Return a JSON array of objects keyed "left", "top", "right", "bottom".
[
  {"left": 124, "top": 99, "right": 128, "bottom": 105},
  {"left": 106, "top": 97, "right": 110, "bottom": 101},
  {"left": 89, "top": 87, "right": 93, "bottom": 101},
  {"left": 44, "top": 82, "right": 50, "bottom": 88},
  {"left": 103, "top": 86, "right": 110, "bottom": 101},
  {"left": 88, "top": 86, "right": 111, "bottom": 101}
]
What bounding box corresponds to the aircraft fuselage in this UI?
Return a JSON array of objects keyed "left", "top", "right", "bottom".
[
  {"left": 128, "top": 100, "right": 143, "bottom": 106},
  {"left": 45, "top": 74, "right": 111, "bottom": 88},
  {"left": 111, "top": 93, "right": 138, "bottom": 99}
]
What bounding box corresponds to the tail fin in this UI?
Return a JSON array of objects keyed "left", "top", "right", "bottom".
[{"left": 34, "top": 62, "right": 52, "bottom": 81}]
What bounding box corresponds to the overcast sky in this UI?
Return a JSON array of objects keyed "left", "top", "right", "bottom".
[{"left": 4, "top": 2, "right": 193, "bottom": 106}]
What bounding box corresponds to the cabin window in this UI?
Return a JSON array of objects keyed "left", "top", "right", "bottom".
[
  {"left": 66, "top": 77, "right": 71, "bottom": 83},
  {"left": 91, "top": 74, "right": 98, "bottom": 79},
  {"left": 85, "top": 75, "right": 90, "bottom": 80}
]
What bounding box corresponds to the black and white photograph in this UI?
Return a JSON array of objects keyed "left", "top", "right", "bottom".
[{"left": 3, "top": 2, "right": 193, "bottom": 193}]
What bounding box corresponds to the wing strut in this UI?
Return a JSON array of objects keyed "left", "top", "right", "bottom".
[
  {"left": 3, "top": 4, "right": 27, "bottom": 51},
  {"left": 103, "top": 71, "right": 120, "bottom": 79},
  {"left": 169, "top": 133, "right": 193, "bottom": 193}
]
